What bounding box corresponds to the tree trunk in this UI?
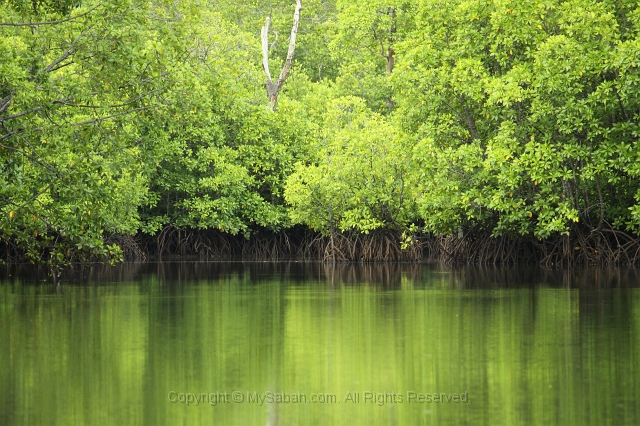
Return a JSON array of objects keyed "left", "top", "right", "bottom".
[{"left": 261, "top": 0, "right": 302, "bottom": 111}]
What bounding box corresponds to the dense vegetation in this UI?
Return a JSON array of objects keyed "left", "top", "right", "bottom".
[{"left": 2, "top": 0, "right": 640, "bottom": 266}]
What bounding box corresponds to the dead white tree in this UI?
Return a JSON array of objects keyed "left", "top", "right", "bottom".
[{"left": 261, "top": 0, "right": 302, "bottom": 111}]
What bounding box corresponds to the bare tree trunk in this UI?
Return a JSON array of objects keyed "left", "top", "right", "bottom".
[{"left": 261, "top": 0, "right": 302, "bottom": 111}]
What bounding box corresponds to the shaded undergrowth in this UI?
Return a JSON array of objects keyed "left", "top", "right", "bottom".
[
  {"left": 127, "top": 224, "right": 640, "bottom": 266},
  {"left": 1, "top": 225, "right": 638, "bottom": 266}
]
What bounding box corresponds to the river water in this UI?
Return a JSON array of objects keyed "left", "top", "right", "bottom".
[{"left": 1, "top": 262, "right": 639, "bottom": 425}]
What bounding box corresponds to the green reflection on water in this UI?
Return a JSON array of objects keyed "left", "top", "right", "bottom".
[{"left": 1, "top": 263, "right": 639, "bottom": 425}]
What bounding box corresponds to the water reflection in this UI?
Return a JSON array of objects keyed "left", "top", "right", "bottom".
[
  {"left": 1, "top": 262, "right": 639, "bottom": 425},
  {"left": 3, "top": 261, "right": 638, "bottom": 289}
]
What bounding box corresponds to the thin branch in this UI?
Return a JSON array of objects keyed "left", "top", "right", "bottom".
[
  {"left": 276, "top": 0, "right": 302, "bottom": 91},
  {"left": 69, "top": 106, "right": 150, "bottom": 127},
  {"left": 371, "top": 25, "right": 386, "bottom": 57},
  {"left": 261, "top": 17, "right": 273, "bottom": 82},
  {"left": 0, "top": 129, "right": 22, "bottom": 143},
  {"left": 55, "top": 88, "right": 164, "bottom": 109},
  {"left": 0, "top": 141, "right": 58, "bottom": 173},
  {"left": 0, "top": 4, "right": 102, "bottom": 27},
  {"left": 0, "top": 107, "right": 43, "bottom": 122},
  {"left": 458, "top": 95, "right": 480, "bottom": 140},
  {"left": 46, "top": 60, "right": 75, "bottom": 73},
  {"left": 43, "top": 25, "right": 95, "bottom": 73},
  {"left": 1, "top": 96, "right": 74, "bottom": 123},
  {"left": 270, "top": 30, "right": 278, "bottom": 51},
  {"left": 0, "top": 96, "right": 12, "bottom": 114}
]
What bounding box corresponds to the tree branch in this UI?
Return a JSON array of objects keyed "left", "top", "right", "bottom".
[
  {"left": 0, "top": 129, "right": 22, "bottom": 143},
  {"left": 261, "top": 0, "right": 302, "bottom": 111},
  {"left": 0, "top": 4, "right": 102, "bottom": 27},
  {"left": 69, "top": 106, "right": 150, "bottom": 127},
  {"left": 276, "top": 0, "right": 302, "bottom": 91},
  {"left": 261, "top": 17, "right": 273, "bottom": 82},
  {"left": 0, "top": 107, "right": 43, "bottom": 122},
  {"left": 0, "top": 95, "right": 12, "bottom": 114},
  {"left": 43, "top": 25, "right": 94, "bottom": 73}
]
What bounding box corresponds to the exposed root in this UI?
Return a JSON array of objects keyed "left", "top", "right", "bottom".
[
  {"left": 299, "top": 230, "right": 423, "bottom": 262},
  {"left": 105, "top": 234, "right": 145, "bottom": 260},
  {"left": 2, "top": 223, "right": 638, "bottom": 266},
  {"left": 112, "top": 224, "right": 640, "bottom": 265},
  {"left": 132, "top": 227, "right": 422, "bottom": 262},
  {"left": 425, "top": 223, "right": 640, "bottom": 266},
  {"left": 425, "top": 233, "right": 539, "bottom": 265}
]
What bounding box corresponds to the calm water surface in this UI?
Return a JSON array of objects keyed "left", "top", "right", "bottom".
[{"left": 1, "top": 262, "right": 639, "bottom": 426}]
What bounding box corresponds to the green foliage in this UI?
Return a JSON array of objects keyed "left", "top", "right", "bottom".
[
  {"left": 285, "top": 96, "right": 417, "bottom": 234},
  {"left": 0, "top": 0, "right": 197, "bottom": 263},
  {"left": 394, "top": 0, "right": 640, "bottom": 238},
  {"left": 3, "top": 0, "right": 640, "bottom": 264},
  {"left": 137, "top": 13, "right": 316, "bottom": 238}
]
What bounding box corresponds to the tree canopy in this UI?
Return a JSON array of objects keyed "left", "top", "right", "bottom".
[{"left": 2, "top": 0, "right": 640, "bottom": 265}]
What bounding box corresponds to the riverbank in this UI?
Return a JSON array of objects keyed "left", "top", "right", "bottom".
[
  {"left": 2, "top": 225, "right": 639, "bottom": 267},
  {"left": 101, "top": 225, "right": 640, "bottom": 266}
]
